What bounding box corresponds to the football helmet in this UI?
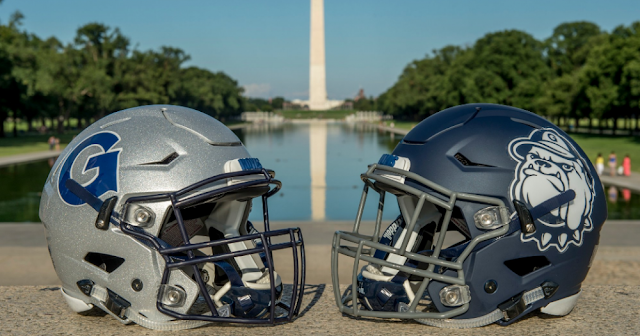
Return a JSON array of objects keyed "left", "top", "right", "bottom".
[
  {"left": 40, "top": 105, "right": 305, "bottom": 330},
  {"left": 331, "top": 104, "right": 606, "bottom": 328}
]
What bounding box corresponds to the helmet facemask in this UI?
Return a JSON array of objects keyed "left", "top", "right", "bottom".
[
  {"left": 115, "top": 167, "right": 305, "bottom": 329},
  {"left": 332, "top": 161, "right": 514, "bottom": 327}
]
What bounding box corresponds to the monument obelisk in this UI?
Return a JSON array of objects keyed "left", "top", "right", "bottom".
[
  {"left": 292, "top": 0, "right": 343, "bottom": 110},
  {"left": 309, "top": 0, "right": 327, "bottom": 110}
]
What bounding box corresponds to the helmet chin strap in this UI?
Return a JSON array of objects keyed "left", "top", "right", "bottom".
[{"left": 356, "top": 205, "right": 440, "bottom": 312}]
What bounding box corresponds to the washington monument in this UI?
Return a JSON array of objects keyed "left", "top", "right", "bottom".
[{"left": 294, "top": 0, "right": 343, "bottom": 110}]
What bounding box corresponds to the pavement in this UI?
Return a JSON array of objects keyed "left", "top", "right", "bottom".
[
  {"left": 1, "top": 221, "right": 640, "bottom": 334},
  {"left": 0, "top": 150, "right": 63, "bottom": 168},
  {"left": 1, "top": 284, "right": 638, "bottom": 335},
  {"left": 599, "top": 168, "right": 640, "bottom": 193},
  {"left": 2, "top": 221, "right": 640, "bottom": 286}
]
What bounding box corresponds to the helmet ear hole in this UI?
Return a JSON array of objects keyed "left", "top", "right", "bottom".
[
  {"left": 504, "top": 256, "right": 551, "bottom": 276},
  {"left": 84, "top": 252, "right": 125, "bottom": 273}
]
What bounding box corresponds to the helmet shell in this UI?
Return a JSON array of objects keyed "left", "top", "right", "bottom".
[
  {"left": 40, "top": 105, "right": 251, "bottom": 323},
  {"left": 391, "top": 104, "right": 606, "bottom": 320}
]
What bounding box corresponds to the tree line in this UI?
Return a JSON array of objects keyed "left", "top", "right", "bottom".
[
  {"left": 378, "top": 21, "right": 640, "bottom": 131},
  {"left": 0, "top": 6, "right": 246, "bottom": 138}
]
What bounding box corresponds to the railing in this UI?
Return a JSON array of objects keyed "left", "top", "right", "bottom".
[{"left": 240, "top": 112, "right": 285, "bottom": 123}]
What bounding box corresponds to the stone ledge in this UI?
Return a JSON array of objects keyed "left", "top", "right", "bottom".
[{"left": 1, "top": 285, "right": 638, "bottom": 335}]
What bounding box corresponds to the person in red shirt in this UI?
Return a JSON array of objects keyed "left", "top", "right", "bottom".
[{"left": 623, "top": 154, "right": 631, "bottom": 176}]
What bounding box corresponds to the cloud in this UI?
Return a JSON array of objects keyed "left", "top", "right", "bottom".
[{"left": 242, "top": 83, "right": 271, "bottom": 98}]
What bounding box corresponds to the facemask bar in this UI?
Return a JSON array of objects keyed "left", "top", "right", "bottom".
[
  {"left": 120, "top": 168, "right": 305, "bottom": 324},
  {"left": 332, "top": 163, "right": 509, "bottom": 319}
]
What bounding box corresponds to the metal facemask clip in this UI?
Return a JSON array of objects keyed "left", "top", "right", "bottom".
[
  {"left": 224, "top": 158, "right": 263, "bottom": 185},
  {"left": 473, "top": 206, "right": 510, "bottom": 230},
  {"left": 375, "top": 154, "right": 411, "bottom": 184}
]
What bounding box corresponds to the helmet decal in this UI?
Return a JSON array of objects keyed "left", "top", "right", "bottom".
[
  {"left": 508, "top": 128, "right": 595, "bottom": 252},
  {"left": 57, "top": 131, "right": 122, "bottom": 206}
]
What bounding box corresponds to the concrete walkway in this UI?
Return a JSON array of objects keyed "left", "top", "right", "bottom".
[
  {"left": 1, "top": 220, "right": 639, "bottom": 286},
  {"left": 1, "top": 221, "right": 639, "bottom": 334},
  {"left": 0, "top": 150, "right": 62, "bottom": 168},
  {"left": 1, "top": 284, "right": 638, "bottom": 335},
  {"left": 599, "top": 168, "right": 640, "bottom": 193}
]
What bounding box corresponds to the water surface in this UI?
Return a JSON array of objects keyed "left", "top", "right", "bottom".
[{"left": 1, "top": 123, "right": 638, "bottom": 222}]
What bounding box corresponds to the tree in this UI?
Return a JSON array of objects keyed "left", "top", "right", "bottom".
[
  {"left": 173, "top": 67, "right": 244, "bottom": 119},
  {"left": 271, "top": 96, "right": 285, "bottom": 110},
  {"left": 546, "top": 22, "right": 602, "bottom": 77},
  {"left": 581, "top": 22, "right": 640, "bottom": 131}
]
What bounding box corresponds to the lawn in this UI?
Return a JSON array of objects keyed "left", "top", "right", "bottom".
[
  {"left": 570, "top": 133, "right": 640, "bottom": 172},
  {"left": 386, "top": 121, "right": 416, "bottom": 130},
  {"left": 0, "top": 118, "right": 243, "bottom": 158},
  {"left": 0, "top": 133, "right": 77, "bottom": 157}
]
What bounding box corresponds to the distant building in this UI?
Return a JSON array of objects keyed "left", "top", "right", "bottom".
[{"left": 354, "top": 88, "right": 365, "bottom": 102}]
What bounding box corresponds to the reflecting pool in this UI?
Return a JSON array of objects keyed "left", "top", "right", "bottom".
[
  {"left": 1, "top": 122, "right": 639, "bottom": 222},
  {"left": 0, "top": 122, "right": 402, "bottom": 222}
]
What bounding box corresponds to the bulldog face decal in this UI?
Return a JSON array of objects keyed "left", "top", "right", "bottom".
[{"left": 508, "top": 128, "right": 595, "bottom": 252}]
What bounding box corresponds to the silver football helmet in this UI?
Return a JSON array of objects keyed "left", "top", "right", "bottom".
[{"left": 39, "top": 105, "right": 305, "bottom": 330}]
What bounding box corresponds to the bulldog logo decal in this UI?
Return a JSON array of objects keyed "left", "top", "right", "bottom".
[{"left": 508, "top": 128, "right": 595, "bottom": 252}]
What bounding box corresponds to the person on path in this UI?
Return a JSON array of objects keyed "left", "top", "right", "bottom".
[
  {"left": 623, "top": 154, "right": 631, "bottom": 176},
  {"left": 609, "top": 151, "right": 617, "bottom": 176},
  {"left": 48, "top": 136, "right": 55, "bottom": 151},
  {"left": 596, "top": 153, "right": 604, "bottom": 176}
]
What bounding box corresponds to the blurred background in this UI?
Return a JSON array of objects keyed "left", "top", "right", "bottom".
[{"left": 1, "top": 0, "right": 640, "bottom": 223}]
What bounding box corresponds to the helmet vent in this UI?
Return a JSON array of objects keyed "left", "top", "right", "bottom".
[
  {"left": 454, "top": 153, "right": 494, "bottom": 167},
  {"left": 210, "top": 141, "right": 243, "bottom": 147},
  {"left": 510, "top": 118, "right": 541, "bottom": 129},
  {"left": 402, "top": 139, "right": 426, "bottom": 145},
  {"left": 141, "top": 152, "right": 179, "bottom": 165},
  {"left": 504, "top": 256, "right": 550, "bottom": 276},
  {"left": 84, "top": 253, "right": 125, "bottom": 273}
]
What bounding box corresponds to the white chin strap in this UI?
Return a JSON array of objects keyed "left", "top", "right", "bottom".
[{"left": 415, "top": 287, "right": 581, "bottom": 328}]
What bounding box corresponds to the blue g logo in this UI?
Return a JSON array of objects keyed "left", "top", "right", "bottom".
[{"left": 58, "top": 131, "right": 122, "bottom": 206}]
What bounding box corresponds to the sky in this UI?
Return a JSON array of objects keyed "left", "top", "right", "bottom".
[{"left": 1, "top": 0, "right": 639, "bottom": 101}]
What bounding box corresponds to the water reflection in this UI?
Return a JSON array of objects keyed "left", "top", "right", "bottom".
[
  {"left": 606, "top": 185, "right": 640, "bottom": 219},
  {"left": 309, "top": 121, "right": 327, "bottom": 220},
  {"left": 608, "top": 186, "right": 618, "bottom": 203},
  {"left": 12, "top": 123, "right": 640, "bottom": 222},
  {"left": 237, "top": 122, "right": 402, "bottom": 221},
  {"left": 0, "top": 160, "right": 54, "bottom": 222}
]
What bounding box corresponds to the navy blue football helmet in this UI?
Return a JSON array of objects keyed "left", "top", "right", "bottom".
[{"left": 331, "top": 104, "right": 606, "bottom": 328}]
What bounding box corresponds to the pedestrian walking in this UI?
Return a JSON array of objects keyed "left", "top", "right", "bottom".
[
  {"left": 596, "top": 153, "right": 604, "bottom": 176},
  {"left": 48, "top": 136, "right": 55, "bottom": 151},
  {"left": 609, "top": 151, "right": 617, "bottom": 176},
  {"left": 623, "top": 154, "right": 631, "bottom": 176}
]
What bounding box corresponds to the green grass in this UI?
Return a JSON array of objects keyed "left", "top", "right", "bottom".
[
  {"left": 276, "top": 110, "right": 355, "bottom": 120},
  {"left": 0, "top": 118, "right": 244, "bottom": 158},
  {"left": 385, "top": 121, "right": 417, "bottom": 130},
  {"left": 0, "top": 133, "right": 78, "bottom": 157},
  {"left": 569, "top": 133, "right": 640, "bottom": 172}
]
